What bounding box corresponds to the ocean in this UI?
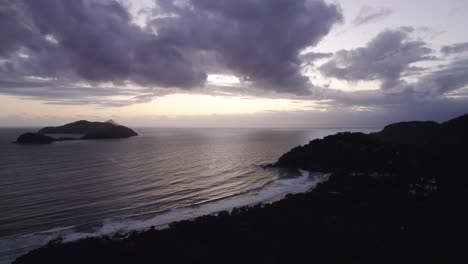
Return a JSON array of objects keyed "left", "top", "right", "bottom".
[{"left": 0, "top": 127, "right": 377, "bottom": 263}]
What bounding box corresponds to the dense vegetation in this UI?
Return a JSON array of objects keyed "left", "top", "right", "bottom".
[
  {"left": 14, "top": 114, "right": 468, "bottom": 263},
  {"left": 276, "top": 113, "right": 468, "bottom": 198}
]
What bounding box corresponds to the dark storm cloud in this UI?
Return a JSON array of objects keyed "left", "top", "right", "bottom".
[
  {"left": 0, "top": 0, "right": 343, "bottom": 104},
  {"left": 153, "top": 0, "right": 342, "bottom": 94},
  {"left": 352, "top": 6, "right": 393, "bottom": 27},
  {"left": 319, "top": 28, "right": 436, "bottom": 90},
  {"left": 0, "top": 2, "right": 24, "bottom": 56},
  {"left": 2, "top": 0, "right": 465, "bottom": 119},
  {"left": 1, "top": 0, "right": 206, "bottom": 88},
  {"left": 441, "top": 42, "right": 468, "bottom": 55}
]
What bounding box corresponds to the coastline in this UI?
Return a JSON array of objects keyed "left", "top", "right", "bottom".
[
  {"left": 2, "top": 170, "right": 324, "bottom": 264},
  {"left": 13, "top": 113, "right": 468, "bottom": 263},
  {"left": 14, "top": 168, "right": 468, "bottom": 264}
]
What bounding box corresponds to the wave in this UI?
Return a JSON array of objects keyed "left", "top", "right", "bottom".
[
  {"left": 53, "top": 170, "right": 323, "bottom": 242},
  {"left": 0, "top": 170, "right": 325, "bottom": 264}
]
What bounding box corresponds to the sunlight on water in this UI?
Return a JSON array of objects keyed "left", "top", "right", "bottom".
[{"left": 0, "top": 127, "right": 377, "bottom": 263}]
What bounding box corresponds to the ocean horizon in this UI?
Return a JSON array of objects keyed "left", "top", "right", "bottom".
[{"left": 0, "top": 127, "right": 377, "bottom": 263}]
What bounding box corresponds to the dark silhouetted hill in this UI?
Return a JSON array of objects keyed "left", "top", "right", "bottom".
[
  {"left": 276, "top": 113, "right": 468, "bottom": 198},
  {"left": 442, "top": 113, "right": 468, "bottom": 132},
  {"left": 441, "top": 113, "right": 468, "bottom": 143},
  {"left": 373, "top": 121, "right": 441, "bottom": 144}
]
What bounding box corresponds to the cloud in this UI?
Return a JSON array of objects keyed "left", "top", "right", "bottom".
[
  {"left": 0, "top": 2, "right": 38, "bottom": 56},
  {"left": 441, "top": 42, "right": 468, "bottom": 55},
  {"left": 0, "top": 0, "right": 343, "bottom": 104},
  {"left": 1, "top": 0, "right": 466, "bottom": 120},
  {"left": 152, "top": 0, "right": 343, "bottom": 95},
  {"left": 317, "top": 58, "right": 468, "bottom": 114},
  {"left": 352, "top": 6, "right": 393, "bottom": 27},
  {"left": 409, "top": 58, "right": 468, "bottom": 97},
  {"left": 299, "top": 52, "right": 333, "bottom": 63},
  {"left": 1, "top": 0, "right": 207, "bottom": 89},
  {"left": 319, "top": 28, "right": 435, "bottom": 90}
]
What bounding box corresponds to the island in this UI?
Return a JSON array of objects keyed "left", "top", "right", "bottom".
[
  {"left": 15, "top": 120, "right": 138, "bottom": 144},
  {"left": 14, "top": 113, "right": 468, "bottom": 263}
]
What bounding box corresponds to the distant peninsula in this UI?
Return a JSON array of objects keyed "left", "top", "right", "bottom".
[{"left": 15, "top": 120, "right": 138, "bottom": 144}]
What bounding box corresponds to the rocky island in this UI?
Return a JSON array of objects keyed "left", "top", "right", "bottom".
[
  {"left": 14, "top": 113, "right": 468, "bottom": 263},
  {"left": 15, "top": 120, "right": 138, "bottom": 144}
]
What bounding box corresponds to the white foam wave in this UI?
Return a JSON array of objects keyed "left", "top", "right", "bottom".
[
  {"left": 0, "top": 171, "right": 325, "bottom": 264},
  {"left": 65, "top": 170, "right": 324, "bottom": 241}
]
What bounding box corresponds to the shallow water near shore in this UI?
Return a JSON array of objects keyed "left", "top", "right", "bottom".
[{"left": 0, "top": 127, "right": 377, "bottom": 263}]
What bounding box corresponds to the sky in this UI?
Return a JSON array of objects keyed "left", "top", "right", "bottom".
[{"left": 1, "top": 0, "right": 468, "bottom": 127}]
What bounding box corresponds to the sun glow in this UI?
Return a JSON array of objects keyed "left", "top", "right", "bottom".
[
  {"left": 0, "top": 94, "right": 321, "bottom": 126},
  {"left": 207, "top": 74, "right": 241, "bottom": 87},
  {"left": 130, "top": 94, "right": 317, "bottom": 116}
]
